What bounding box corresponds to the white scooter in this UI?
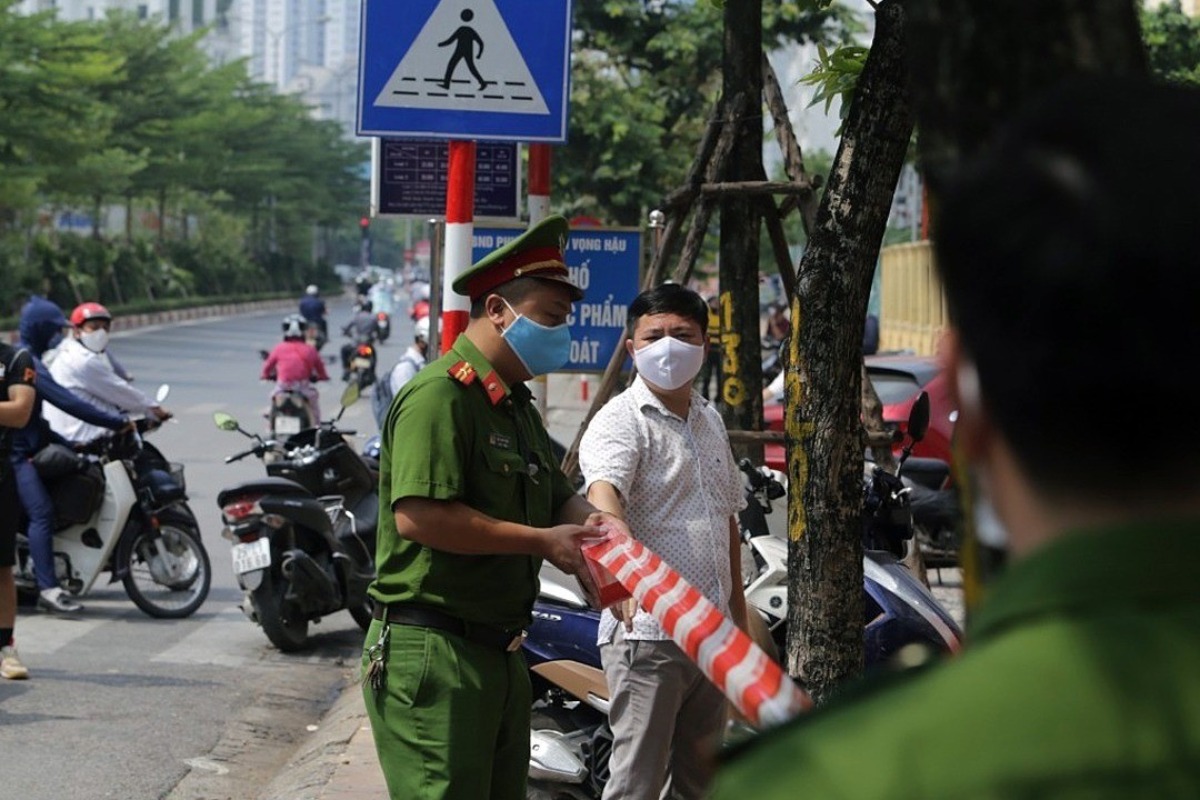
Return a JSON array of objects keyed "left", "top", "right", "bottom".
[{"left": 14, "top": 386, "right": 212, "bottom": 618}]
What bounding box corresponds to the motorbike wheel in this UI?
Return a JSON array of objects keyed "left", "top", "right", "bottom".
[
  {"left": 254, "top": 570, "right": 310, "bottom": 652},
  {"left": 121, "top": 518, "right": 211, "bottom": 618}
]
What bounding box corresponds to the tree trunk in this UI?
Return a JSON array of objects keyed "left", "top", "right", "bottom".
[
  {"left": 720, "top": 0, "right": 765, "bottom": 461},
  {"left": 787, "top": 0, "right": 915, "bottom": 704}
]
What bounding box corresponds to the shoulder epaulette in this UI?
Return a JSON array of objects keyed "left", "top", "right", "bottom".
[{"left": 448, "top": 360, "right": 477, "bottom": 386}]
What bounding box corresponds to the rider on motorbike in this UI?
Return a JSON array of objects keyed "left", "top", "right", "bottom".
[
  {"left": 12, "top": 296, "right": 131, "bottom": 614},
  {"left": 261, "top": 314, "right": 329, "bottom": 424},
  {"left": 298, "top": 284, "right": 328, "bottom": 348},
  {"left": 43, "top": 302, "right": 172, "bottom": 445},
  {"left": 339, "top": 300, "right": 380, "bottom": 382}
]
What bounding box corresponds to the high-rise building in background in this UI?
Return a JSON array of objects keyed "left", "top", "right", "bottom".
[{"left": 12, "top": 0, "right": 363, "bottom": 139}]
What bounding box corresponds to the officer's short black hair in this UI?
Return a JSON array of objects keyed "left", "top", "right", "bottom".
[
  {"left": 933, "top": 75, "right": 1200, "bottom": 501},
  {"left": 628, "top": 283, "right": 709, "bottom": 335}
]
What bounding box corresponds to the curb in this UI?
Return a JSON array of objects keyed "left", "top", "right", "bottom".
[
  {"left": 256, "top": 677, "right": 384, "bottom": 800},
  {"left": 4, "top": 298, "right": 297, "bottom": 344}
]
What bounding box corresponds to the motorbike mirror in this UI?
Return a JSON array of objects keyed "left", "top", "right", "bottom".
[
  {"left": 258, "top": 349, "right": 269, "bottom": 361},
  {"left": 908, "top": 391, "right": 930, "bottom": 443},
  {"left": 155, "top": 383, "right": 170, "bottom": 404},
  {"left": 213, "top": 412, "right": 240, "bottom": 432}
]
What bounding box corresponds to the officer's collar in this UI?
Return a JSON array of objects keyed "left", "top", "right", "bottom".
[{"left": 448, "top": 335, "right": 531, "bottom": 407}]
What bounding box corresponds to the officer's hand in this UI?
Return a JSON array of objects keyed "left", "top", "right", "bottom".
[{"left": 544, "top": 524, "right": 602, "bottom": 607}]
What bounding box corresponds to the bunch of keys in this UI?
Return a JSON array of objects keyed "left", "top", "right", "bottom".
[{"left": 364, "top": 624, "right": 390, "bottom": 693}]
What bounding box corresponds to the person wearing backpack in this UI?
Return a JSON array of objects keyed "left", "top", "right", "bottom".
[{"left": 373, "top": 316, "right": 429, "bottom": 430}]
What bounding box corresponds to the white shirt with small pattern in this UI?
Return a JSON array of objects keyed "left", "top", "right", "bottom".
[{"left": 580, "top": 375, "right": 746, "bottom": 645}]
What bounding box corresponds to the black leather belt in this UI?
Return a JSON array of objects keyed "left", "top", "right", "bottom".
[{"left": 373, "top": 604, "right": 527, "bottom": 652}]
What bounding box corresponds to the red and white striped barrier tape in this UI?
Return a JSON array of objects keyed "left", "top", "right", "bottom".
[{"left": 582, "top": 532, "right": 812, "bottom": 728}]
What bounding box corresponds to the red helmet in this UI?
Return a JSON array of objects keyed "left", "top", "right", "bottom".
[{"left": 70, "top": 302, "right": 112, "bottom": 327}]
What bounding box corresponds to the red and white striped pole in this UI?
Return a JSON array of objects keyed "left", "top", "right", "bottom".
[
  {"left": 441, "top": 140, "right": 476, "bottom": 354},
  {"left": 527, "top": 144, "right": 553, "bottom": 416}
]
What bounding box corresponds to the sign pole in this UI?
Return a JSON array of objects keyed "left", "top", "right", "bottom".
[
  {"left": 441, "top": 140, "right": 476, "bottom": 353},
  {"left": 527, "top": 143, "right": 553, "bottom": 419}
]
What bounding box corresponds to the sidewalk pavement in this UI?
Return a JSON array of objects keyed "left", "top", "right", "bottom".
[{"left": 255, "top": 373, "right": 595, "bottom": 800}]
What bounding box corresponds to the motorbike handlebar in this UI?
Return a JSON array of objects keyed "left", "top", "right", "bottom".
[{"left": 225, "top": 446, "right": 262, "bottom": 464}]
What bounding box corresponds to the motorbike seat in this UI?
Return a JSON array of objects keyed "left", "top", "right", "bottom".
[
  {"left": 217, "top": 476, "right": 311, "bottom": 508},
  {"left": 900, "top": 456, "right": 951, "bottom": 490},
  {"left": 345, "top": 492, "right": 378, "bottom": 538}
]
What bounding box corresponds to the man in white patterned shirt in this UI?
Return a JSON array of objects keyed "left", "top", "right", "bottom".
[{"left": 579, "top": 283, "right": 748, "bottom": 800}]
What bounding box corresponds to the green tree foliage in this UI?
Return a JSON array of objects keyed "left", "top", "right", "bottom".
[
  {"left": 1141, "top": 0, "right": 1200, "bottom": 86},
  {"left": 559, "top": 0, "right": 859, "bottom": 225},
  {"left": 0, "top": 4, "right": 367, "bottom": 317}
]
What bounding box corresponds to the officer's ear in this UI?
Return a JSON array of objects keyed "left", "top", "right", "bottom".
[{"left": 484, "top": 293, "right": 510, "bottom": 329}]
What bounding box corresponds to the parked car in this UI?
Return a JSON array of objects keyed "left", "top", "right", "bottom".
[{"left": 762, "top": 354, "right": 956, "bottom": 472}]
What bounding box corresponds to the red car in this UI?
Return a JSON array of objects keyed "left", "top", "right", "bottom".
[{"left": 762, "top": 354, "right": 956, "bottom": 472}]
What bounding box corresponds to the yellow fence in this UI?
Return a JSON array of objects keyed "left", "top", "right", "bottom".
[{"left": 879, "top": 240, "right": 947, "bottom": 356}]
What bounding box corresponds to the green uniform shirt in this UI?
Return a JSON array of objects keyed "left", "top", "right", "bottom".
[
  {"left": 369, "top": 334, "right": 576, "bottom": 630},
  {"left": 711, "top": 519, "right": 1200, "bottom": 799}
]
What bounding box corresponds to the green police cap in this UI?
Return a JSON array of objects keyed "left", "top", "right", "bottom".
[{"left": 453, "top": 214, "right": 584, "bottom": 301}]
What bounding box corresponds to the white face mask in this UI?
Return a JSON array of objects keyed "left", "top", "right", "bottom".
[
  {"left": 79, "top": 328, "right": 109, "bottom": 353},
  {"left": 633, "top": 336, "right": 705, "bottom": 391}
]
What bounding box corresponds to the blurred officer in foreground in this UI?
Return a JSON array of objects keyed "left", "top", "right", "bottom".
[{"left": 711, "top": 76, "right": 1200, "bottom": 799}]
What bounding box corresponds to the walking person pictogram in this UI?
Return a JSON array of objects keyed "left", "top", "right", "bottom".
[{"left": 438, "top": 9, "right": 488, "bottom": 91}]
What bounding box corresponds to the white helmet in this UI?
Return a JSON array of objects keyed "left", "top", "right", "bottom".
[
  {"left": 282, "top": 314, "right": 305, "bottom": 340},
  {"left": 305, "top": 284, "right": 319, "bottom": 296},
  {"left": 414, "top": 316, "right": 430, "bottom": 341}
]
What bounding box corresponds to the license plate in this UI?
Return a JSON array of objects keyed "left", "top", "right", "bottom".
[
  {"left": 274, "top": 415, "right": 302, "bottom": 435},
  {"left": 231, "top": 538, "right": 271, "bottom": 575},
  {"left": 353, "top": 357, "right": 372, "bottom": 369}
]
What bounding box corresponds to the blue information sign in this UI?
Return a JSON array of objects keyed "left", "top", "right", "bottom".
[
  {"left": 376, "top": 139, "right": 519, "bottom": 219},
  {"left": 472, "top": 226, "right": 641, "bottom": 372},
  {"left": 358, "top": 0, "right": 572, "bottom": 142}
]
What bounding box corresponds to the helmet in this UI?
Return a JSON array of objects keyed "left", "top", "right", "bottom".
[
  {"left": 70, "top": 302, "right": 112, "bottom": 327},
  {"left": 414, "top": 316, "right": 430, "bottom": 341},
  {"left": 282, "top": 314, "right": 305, "bottom": 340},
  {"left": 305, "top": 284, "right": 319, "bottom": 296}
]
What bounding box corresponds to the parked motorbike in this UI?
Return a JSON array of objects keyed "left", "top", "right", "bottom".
[
  {"left": 899, "top": 456, "right": 962, "bottom": 569},
  {"left": 524, "top": 392, "right": 963, "bottom": 799},
  {"left": 14, "top": 386, "right": 211, "bottom": 618},
  {"left": 213, "top": 384, "right": 377, "bottom": 651}
]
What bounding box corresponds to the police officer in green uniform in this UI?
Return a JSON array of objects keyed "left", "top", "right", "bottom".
[
  {"left": 363, "top": 215, "right": 629, "bottom": 800},
  {"left": 711, "top": 78, "right": 1200, "bottom": 798}
]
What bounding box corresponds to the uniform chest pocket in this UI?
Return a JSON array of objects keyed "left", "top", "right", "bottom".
[{"left": 481, "top": 444, "right": 527, "bottom": 480}]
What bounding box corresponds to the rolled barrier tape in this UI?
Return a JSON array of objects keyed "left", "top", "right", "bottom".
[{"left": 583, "top": 531, "right": 812, "bottom": 728}]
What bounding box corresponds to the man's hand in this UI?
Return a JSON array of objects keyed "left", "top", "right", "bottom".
[
  {"left": 610, "top": 596, "right": 637, "bottom": 631},
  {"left": 585, "top": 510, "right": 632, "bottom": 540},
  {"left": 152, "top": 406, "right": 172, "bottom": 422}
]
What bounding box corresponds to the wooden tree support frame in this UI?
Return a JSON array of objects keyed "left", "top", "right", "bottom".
[{"left": 559, "top": 56, "right": 826, "bottom": 481}]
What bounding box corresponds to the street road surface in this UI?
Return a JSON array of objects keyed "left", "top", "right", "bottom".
[{"left": 0, "top": 296, "right": 412, "bottom": 800}]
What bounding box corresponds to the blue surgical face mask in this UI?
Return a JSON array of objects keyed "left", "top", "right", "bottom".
[{"left": 501, "top": 299, "right": 572, "bottom": 377}]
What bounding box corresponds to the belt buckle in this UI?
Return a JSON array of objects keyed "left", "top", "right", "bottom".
[{"left": 506, "top": 630, "right": 527, "bottom": 652}]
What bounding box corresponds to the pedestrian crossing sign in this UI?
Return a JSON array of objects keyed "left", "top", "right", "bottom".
[{"left": 358, "top": 0, "right": 573, "bottom": 142}]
